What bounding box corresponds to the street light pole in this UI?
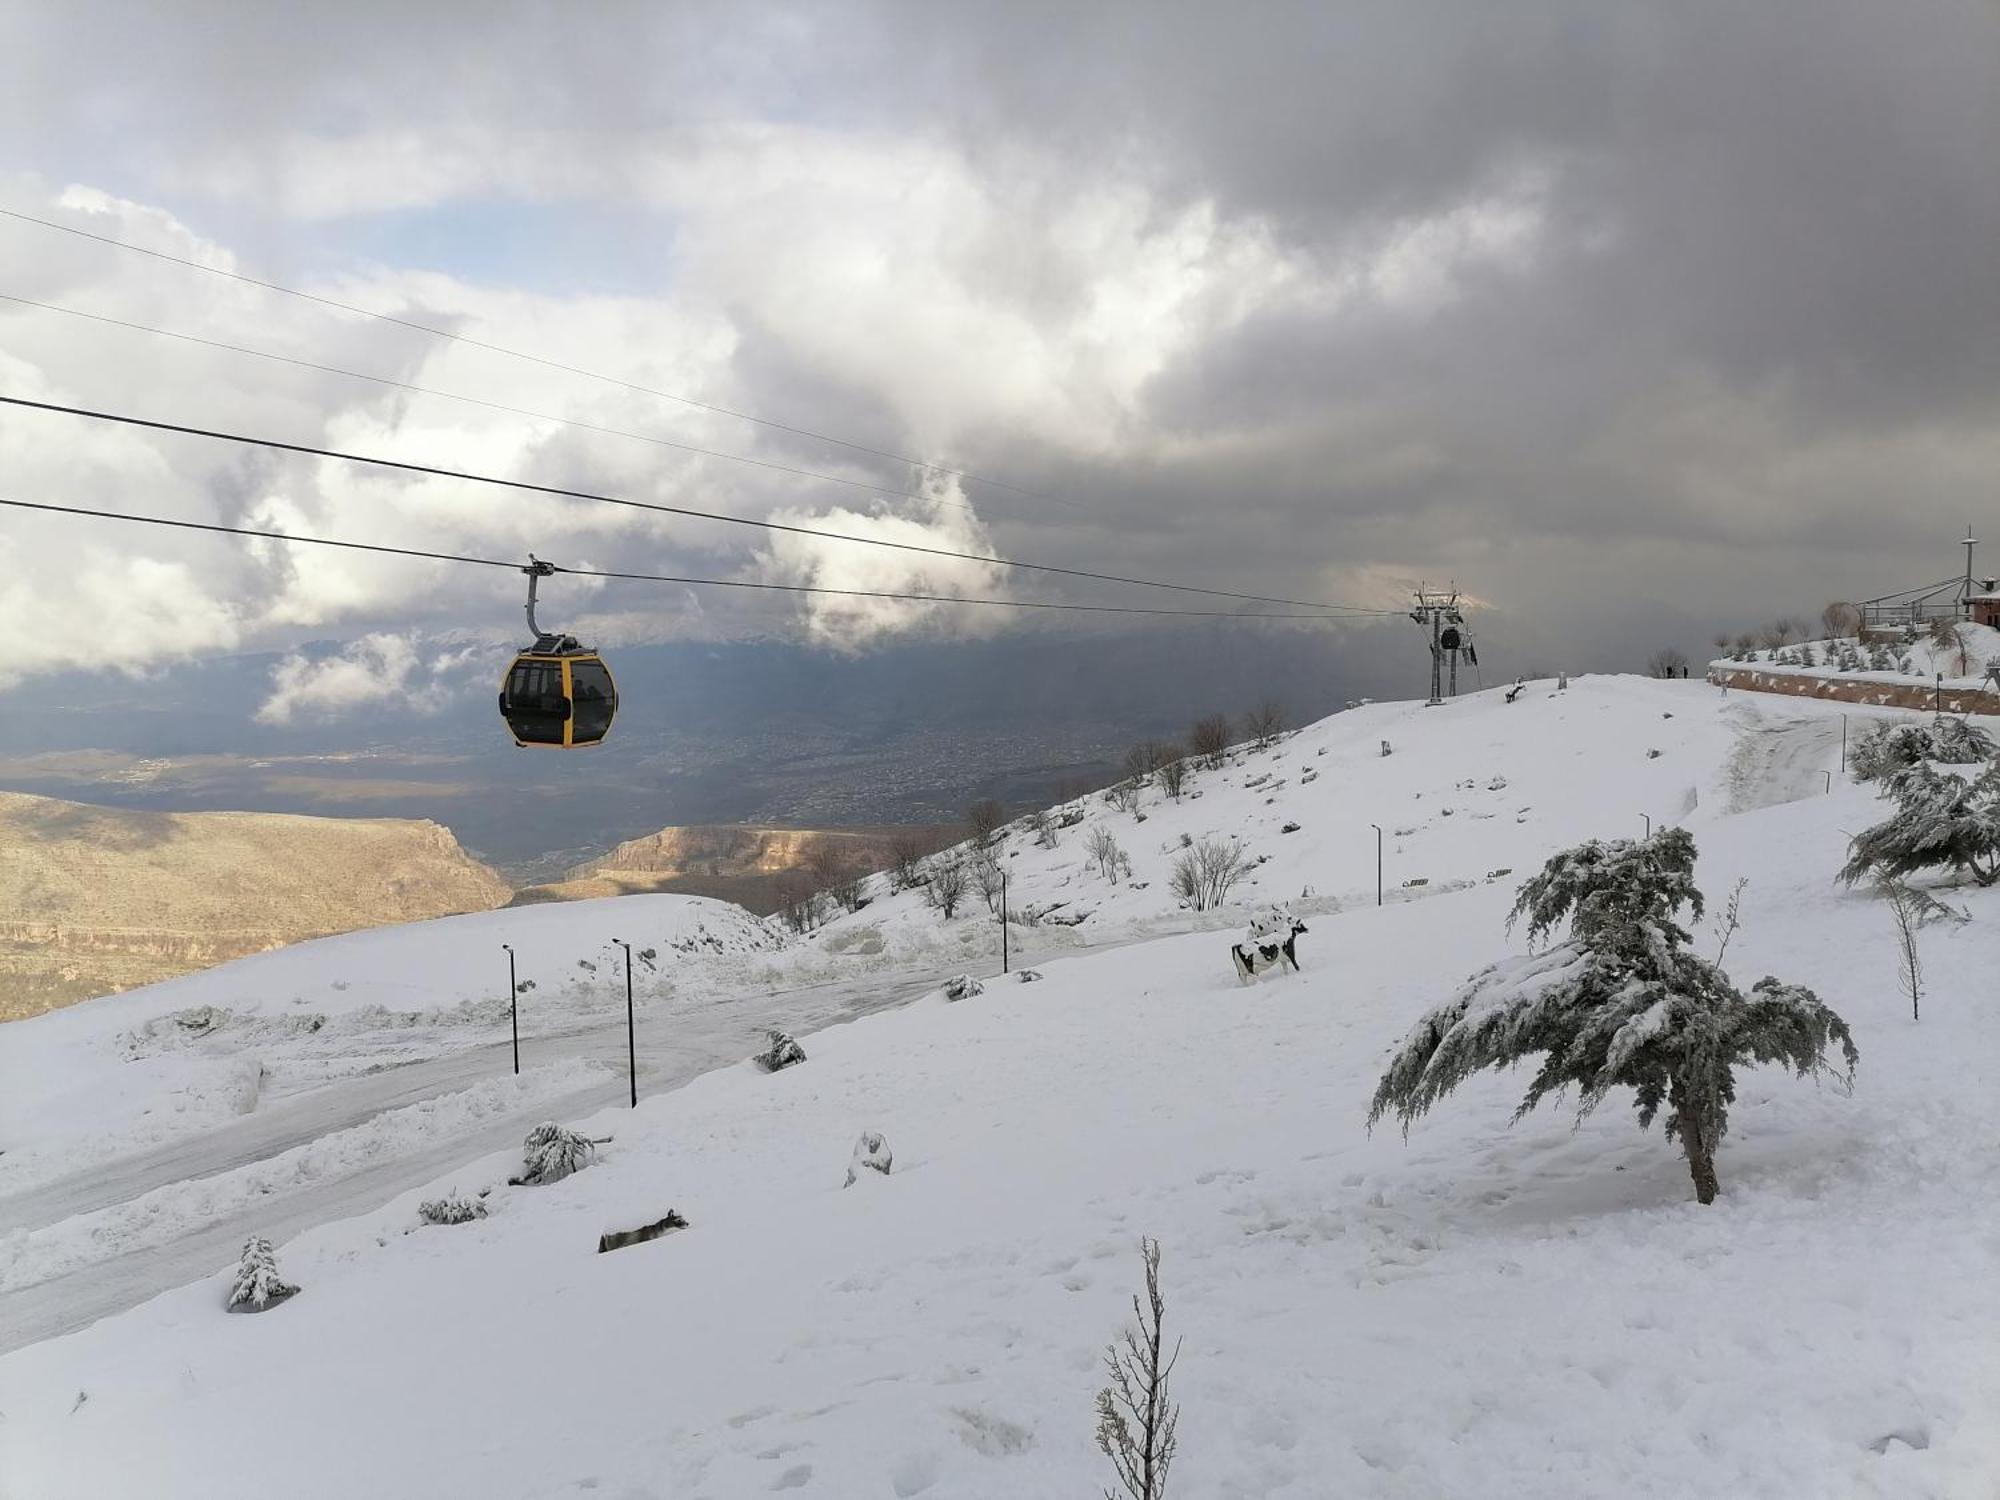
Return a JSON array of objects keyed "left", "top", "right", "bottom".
[
  {"left": 1643, "top": 813, "right": 1652, "bottom": 839},
  {"left": 1000, "top": 869, "right": 1009, "bottom": 974},
  {"left": 613, "top": 939, "right": 636, "bottom": 1109},
  {"left": 1369, "top": 824, "right": 1383, "bottom": 906},
  {"left": 501, "top": 943, "right": 518, "bottom": 1077},
  {"left": 1840, "top": 714, "right": 1848, "bottom": 773}
]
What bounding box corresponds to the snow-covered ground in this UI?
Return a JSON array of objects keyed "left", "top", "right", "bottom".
[{"left": 2, "top": 675, "right": 1996, "bottom": 1497}]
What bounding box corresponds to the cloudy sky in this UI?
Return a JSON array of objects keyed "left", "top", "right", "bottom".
[{"left": 1, "top": 0, "right": 1996, "bottom": 724}]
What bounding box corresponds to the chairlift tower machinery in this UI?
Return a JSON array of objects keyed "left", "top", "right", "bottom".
[{"left": 1410, "top": 584, "right": 1474, "bottom": 705}]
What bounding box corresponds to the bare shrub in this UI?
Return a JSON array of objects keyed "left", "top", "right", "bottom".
[
  {"left": 1026, "top": 810, "right": 1058, "bottom": 848},
  {"left": 888, "top": 835, "right": 926, "bottom": 892},
  {"left": 1244, "top": 698, "right": 1286, "bottom": 749},
  {"left": 967, "top": 798, "right": 1008, "bottom": 848},
  {"left": 1821, "top": 600, "right": 1862, "bottom": 641},
  {"left": 1107, "top": 779, "right": 1143, "bottom": 817},
  {"left": 1169, "top": 838, "right": 1247, "bottom": 911},
  {"left": 924, "top": 858, "right": 968, "bottom": 919},
  {"left": 1647, "top": 647, "right": 1689, "bottom": 679},
  {"left": 1189, "top": 713, "right": 1231, "bottom": 769},
  {"left": 1087, "top": 825, "right": 1127, "bottom": 882},
  {"left": 972, "top": 850, "right": 1007, "bottom": 914},
  {"left": 1096, "top": 1237, "right": 1180, "bottom": 1500},
  {"left": 1156, "top": 750, "right": 1188, "bottom": 800}
]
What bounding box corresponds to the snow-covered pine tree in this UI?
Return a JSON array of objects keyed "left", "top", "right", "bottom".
[
  {"left": 511, "top": 1122, "right": 597, "bottom": 1185},
  {"left": 1368, "top": 828, "right": 1857, "bottom": 1204},
  {"left": 1850, "top": 718, "right": 1995, "bottom": 782},
  {"left": 1840, "top": 762, "right": 2000, "bottom": 888},
  {"left": 227, "top": 1236, "right": 299, "bottom": 1312}
]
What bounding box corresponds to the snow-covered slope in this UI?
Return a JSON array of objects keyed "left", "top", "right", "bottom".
[
  {"left": 803, "top": 673, "right": 1810, "bottom": 947},
  {"left": 3, "top": 676, "right": 1996, "bottom": 1497}
]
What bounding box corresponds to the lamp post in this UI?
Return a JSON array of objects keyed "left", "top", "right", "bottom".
[
  {"left": 1369, "top": 824, "right": 1383, "bottom": 906},
  {"left": 999, "top": 869, "right": 1009, "bottom": 975},
  {"left": 1840, "top": 714, "right": 1847, "bottom": 773},
  {"left": 612, "top": 939, "right": 636, "bottom": 1109},
  {"left": 1642, "top": 813, "right": 1652, "bottom": 839},
  {"left": 501, "top": 943, "right": 518, "bottom": 1077}
]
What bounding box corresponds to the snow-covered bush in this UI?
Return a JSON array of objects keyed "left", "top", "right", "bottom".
[
  {"left": 1369, "top": 829, "right": 1858, "bottom": 1204},
  {"left": 418, "top": 1190, "right": 488, "bottom": 1226},
  {"left": 1156, "top": 752, "right": 1189, "bottom": 800},
  {"left": 844, "top": 1130, "right": 894, "bottom": 1186},
  {"left": 1850, "top": 718, "right": 1994, "bottom": 782},
  {"left": 511, "top": 1122, "right": 597, "bottom": 1186},
  {"left": 944, "top": 974, "right": 984, "bottom": 1001},
  {"left": 1026, "top": 810, "right": 1058, "bottom": 849},
  {"left": 1169, "top": 838, "right": 1247, "bottom": 911},
  {"left": 757, "top": 1029, "right": 807, "bottom": 1072},
  {"left": 227, "top": 1236, "right": 299, "bottom": 1312},
  {"left": 1014, "top": 968, "right": 1043, "bottom": 983},
  {"left": 1841, "top": 763, "right": 2000, "bottom": 888}
]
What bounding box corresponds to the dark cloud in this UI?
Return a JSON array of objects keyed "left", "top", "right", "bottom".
[{"left": 1, "top": 0, "right": 1995, "bottom": 682}]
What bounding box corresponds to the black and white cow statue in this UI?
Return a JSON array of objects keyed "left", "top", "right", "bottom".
[{"left": 1231, "top": 905, "right": 1307, "bottom": 983}]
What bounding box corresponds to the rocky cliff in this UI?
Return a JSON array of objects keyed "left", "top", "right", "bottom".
[{"left": 0, "top": 791, "right": 512, "bottom": 1020}]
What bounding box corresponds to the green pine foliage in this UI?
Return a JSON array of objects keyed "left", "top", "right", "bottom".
[
  {"left": 1841, "top": 763, "right": 2000, "bottom": 888},
  {"left": 1369, "top": 829, "right": 1857, "bottom": 1204},
  {"left": 1850, "top": 718, "right": 1995, "bottom": 783}
]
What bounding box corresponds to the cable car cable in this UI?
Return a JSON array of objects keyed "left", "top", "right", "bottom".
[
  {"left": 0, "top": 204, "right": 1058, "bottom": 506},
  {"left": 0, "top": 394, "right": 1404, "bottom": 616},
  {"left": 0, "top": 496, "right": 1368, "bottom": 620},
  {"left": 0, "top": 291, "right": 1009, "bottom": 525}
]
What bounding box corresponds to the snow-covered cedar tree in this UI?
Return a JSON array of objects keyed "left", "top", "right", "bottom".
[
  {"left": 944, "top": 973, "right": 984, "bottom": 1001},
  {"left": 227, "top": 1236, "right": 299, "bottom": 1312},
  {"left": 511, "top": 1122, "right": 597, "bottom": 1186},
  {"left": 418, "top": 1190, "right": 487, "bottom": 1226},
  {"left": 844, "top": 1130, "right": 893, "bottom": 1186},
  {"left": 1850, "top": 718, "right": 1995, "bottom": 781},
  {"left": 757, "top": 1029, "right": 807, "bottom": 1071},
  {"left": 1841, "top": 762, "right": 2000, "bottom": 888},
  {"left": 1368, "top": 829, "right": 1857, "bottom": 1204}
]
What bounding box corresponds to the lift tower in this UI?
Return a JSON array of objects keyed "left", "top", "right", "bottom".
[{"left": 1410, "top": 584, "right": 1466, "bottom": 706}]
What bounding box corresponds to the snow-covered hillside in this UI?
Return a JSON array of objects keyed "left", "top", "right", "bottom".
[{"left": 3, "top": 676, "right": 1996, "bottom": 1497}]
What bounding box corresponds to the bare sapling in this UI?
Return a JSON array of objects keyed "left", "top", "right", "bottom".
[{"left": 1096, "top": 1237, "right": 1181, "bottom": 1500}]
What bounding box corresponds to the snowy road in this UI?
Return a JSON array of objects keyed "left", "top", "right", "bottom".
[{"left": 0, "top": 966, "right": 949, "bottom": 1352}]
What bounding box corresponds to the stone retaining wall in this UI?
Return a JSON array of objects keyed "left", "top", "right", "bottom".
[{"left": 1705, "top": 666, "right": 2000, "bottom": 716}]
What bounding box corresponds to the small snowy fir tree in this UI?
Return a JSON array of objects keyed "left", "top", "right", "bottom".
[
  {"left": 227, "top": 1235, "right": 299, "bottom": 1312},
  {"left": 943, "top": 973, "right": 984, "bottom": 1001},
  {"left": 418, "top": 1190, "right": 487, "bottom": 1226},
  {"left": 1369, "top": 829, "right": 1857, "bottom": 1204},
  {"left": 844, "top": 1130, "right": 894, "bottom": 1186},
  {"left": 511, "top": 1122, "right": 597, "bottom": 1186},
  {"left": 1841, "top": 762, "right": 2000, "bottom": 888},
  {"left": 757, "top": 1029, "right": 807, "bottom": 1071}
]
